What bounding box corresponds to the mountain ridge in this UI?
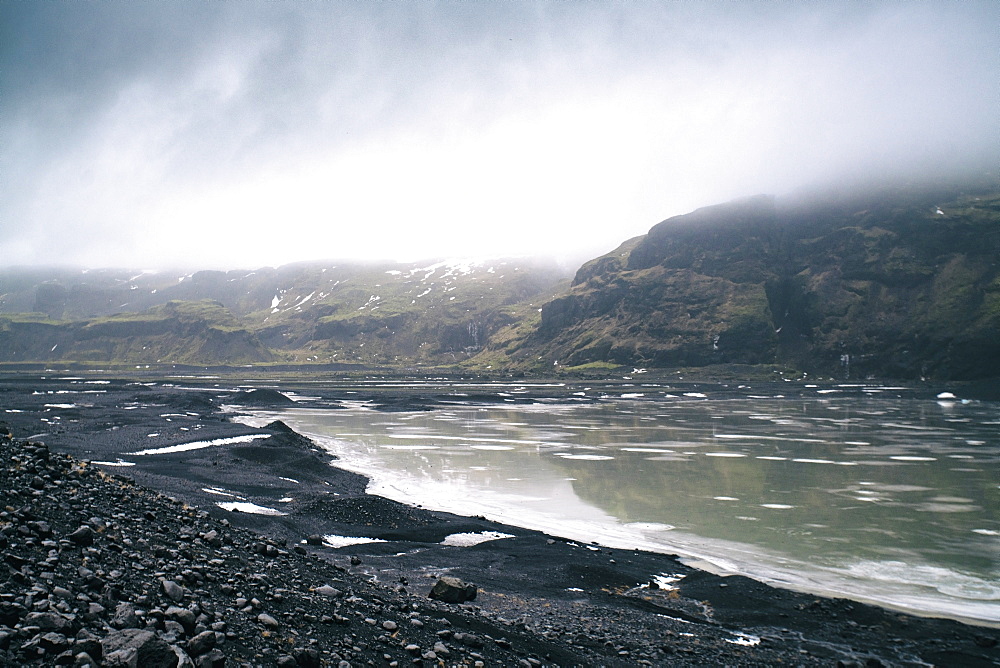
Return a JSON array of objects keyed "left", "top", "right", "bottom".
[{"left": 2, "top": 182, "right": 998, "bottom": 379}]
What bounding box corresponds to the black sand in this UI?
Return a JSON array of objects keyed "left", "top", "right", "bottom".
[{"left": 1, "top": 374, "right": 997, "bottom": 666}]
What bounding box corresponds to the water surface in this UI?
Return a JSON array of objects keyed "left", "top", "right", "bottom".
[{"left": 246, "top": 384, "right": 999, "bottom": 624}]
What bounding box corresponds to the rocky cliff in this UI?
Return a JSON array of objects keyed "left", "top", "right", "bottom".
[{"left": 486, "top": 184, "right": 1000, "bottom": 380}]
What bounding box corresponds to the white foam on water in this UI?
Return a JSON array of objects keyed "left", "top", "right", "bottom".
[
  {"left": 890, "top": 456, "right": 937, "bottom": 462},
  {"left": 216, "top": 502, "right": 287, "bottom": 516},
  {"left": 469, "top": 445, "right": 515, "bottom": 451},
  {"left": 381, "top": 444, "right": 440, "bottom": 450},
  {"left": 844, "top": 560, "right": 1000, "bottom": 602},
  {"left": 761, "top": 504, "right": 795, "bottom": 509},
  {"left": 620, "top": 447, "right": 675, "bottom": 453},
  {"left": 556, "top": 454, "right": 615, "bottom": 461},
  {"left": 627, "top": 522, "right": 675, "bottom": 532},
  {"left": 705, "top": 452, "right": 746, "bottom": 458},
  {"left": 714, "top": 496, "right": 739, "bottom": 501}
]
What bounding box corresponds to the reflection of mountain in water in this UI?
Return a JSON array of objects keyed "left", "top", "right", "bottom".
[{"left": 543, "top": 398, "right": 997, "bottom": 578}]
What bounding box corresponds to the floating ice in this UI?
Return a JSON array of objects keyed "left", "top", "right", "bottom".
[{"left": 381, "top": 444, "right": 439, "bottom": 450}]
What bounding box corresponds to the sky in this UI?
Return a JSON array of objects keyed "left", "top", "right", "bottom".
[{"left": 3, "top": 1, "right": 998, "bottom": 271}]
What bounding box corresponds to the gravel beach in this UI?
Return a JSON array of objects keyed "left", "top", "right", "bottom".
[{"left": 0, "top": 374, "right": 997, "bottom": 667}]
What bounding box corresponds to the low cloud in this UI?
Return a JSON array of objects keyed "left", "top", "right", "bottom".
[{"left": 2, "top": 1, "right": 997, "bottom": 269}]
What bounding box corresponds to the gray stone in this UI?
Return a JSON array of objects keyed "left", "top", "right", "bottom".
[
  {"left": 165, "top": 606, "right": 197, "bottom": 633},
  {"left": 194, "top": 648, "right": 226, "bottom": 668},
  {"left": 428, "top": 576, "right": 478, "bottom": 604},
  {"left": 24, "top": 611, "right": 75, "bottom": 632},
  {"left": 67, "top": 525, "right": 95, "bottom": 546},
  {"left": 186, "top": 630, "right": 216, "bottom": 657},
  {"left": 162, "top": 580, "right": 185, "bottom": 603},
  {"left": 314, "top": 585, "right": 342, "bottom": 598},
  {"left": 111, "top": 602, "right": 139, "bottom": 629},
  {"left": 293, "top": 647, "right": 321, "bottom": 668},
  {"left": 257, "top": 612, "right": 280, "bottom": 630},
  {"left": 101, "top": 629, "right": 178, "bottom": 668}
]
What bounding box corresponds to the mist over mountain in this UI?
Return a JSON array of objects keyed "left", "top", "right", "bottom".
[{"left": 2, "top": 181, "right": 998, "bottom": 380}]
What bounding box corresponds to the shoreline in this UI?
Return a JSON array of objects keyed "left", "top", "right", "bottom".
[{"left": 1, "top": 374, "right": 998, "bottom": 666}]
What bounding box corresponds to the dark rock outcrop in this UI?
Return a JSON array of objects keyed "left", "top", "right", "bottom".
[{"left": 504, "top": 184, "right": 1000, "bottom": 379}]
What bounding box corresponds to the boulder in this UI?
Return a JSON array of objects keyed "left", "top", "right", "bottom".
[
  {"left": 428, "top": 576, "right": 478, "bottom": 604},
  {"left": 101, "top": 629, "right": 178, "bottom": 668}
]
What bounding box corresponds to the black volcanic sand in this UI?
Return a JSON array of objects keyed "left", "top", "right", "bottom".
[{"left": 1, "top": 375, "right": 998, "bottom": 667}]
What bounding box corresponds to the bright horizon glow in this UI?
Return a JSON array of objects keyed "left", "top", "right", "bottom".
[{"left": 2, "top": 1, "right": 998, "bottom": 270}]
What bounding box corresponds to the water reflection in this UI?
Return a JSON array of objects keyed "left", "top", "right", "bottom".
[{"left": 249, "top": 392, "right": 999, "bottom": 623}]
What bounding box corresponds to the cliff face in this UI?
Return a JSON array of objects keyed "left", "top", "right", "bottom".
[{"left": 502, "top": 186, "right": 1000, "bottom": 380}]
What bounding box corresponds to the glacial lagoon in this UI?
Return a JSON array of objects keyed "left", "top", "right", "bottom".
[{"left": 244, "top": 382, "right": 1000, "bottom": 624}]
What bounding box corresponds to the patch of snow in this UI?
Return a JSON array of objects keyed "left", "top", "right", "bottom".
[
  {"left": 441, "top": 531, "right": 516, "bottom": 547},
  {"left": 321, "top": 535, "right": 386, "bottom": 548},
  {"left": 90, "top": 460, "right": 136, "bottom": 467},
  {"left": 293, "top": 291, "right": 316, "bottom": 308},
  {"left": 726, "top": 632, "right": 761, "bottom": 646},
  {"left": 217, "top": 502, "right": 287, "bottom": 516},
  {"left": 129, "top": 434, "right": 268, "bottom": 455},
  {"left": 202, "top": 487, "right": 240, "bottom": 498}
]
